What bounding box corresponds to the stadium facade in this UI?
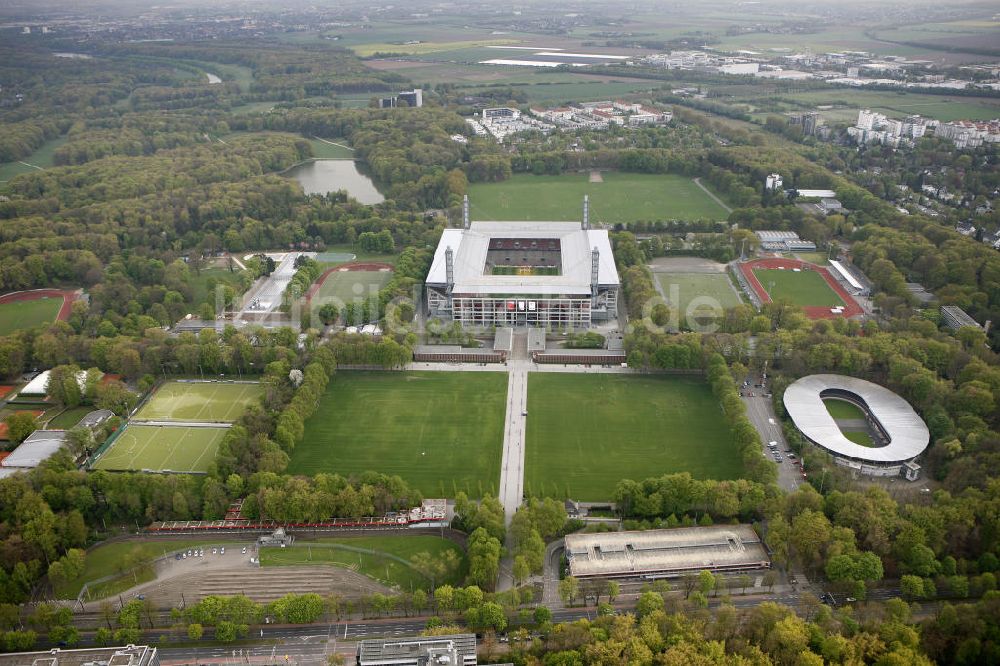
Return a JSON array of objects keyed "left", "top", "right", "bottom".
[
  {"left": 425, "top": 196, "right": 620, "bottom": 329},
  {"left": 783, "top": 374, "right": 929, "bottom": 479}
]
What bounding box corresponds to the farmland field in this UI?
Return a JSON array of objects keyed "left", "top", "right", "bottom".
[
  {"left": 524, "top": 374, "right": 741, "bottom": 501},
  {"left": 0, "top": 297, "right": 62, "bottom": 336},
  {"left": 91, "top": 424, "right": 227, "bottom": 473},
  {"left": 134, "top": 381, "right": 263, "bottom": 422},
  {"left": 290, "top": 372, "right": 507, "bottom": 497},
  {"left": 467, "top": 172, "right": 730, "bottom": 223},
  {"left": 753, "top": 268, "right": 845, "bottom": 308}
]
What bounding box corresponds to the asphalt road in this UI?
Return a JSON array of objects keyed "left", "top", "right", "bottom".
[{"left": 742, "top": 390, "right": 802, "bottom": 492}]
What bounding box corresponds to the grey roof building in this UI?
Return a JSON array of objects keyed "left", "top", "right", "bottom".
[
  {"left": 356, "top": 634, "right": 477, "bottom": 666},
  {"left": 2, "top": 430, "right": 67, "bottom": 469},
  {"left": 940, "top": 305, "right": 982, "bottom": 331}
]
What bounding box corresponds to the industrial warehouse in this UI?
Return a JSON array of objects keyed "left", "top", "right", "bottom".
[
  {"left": 564, "top": 526, "right": 770, "bottom": 580},
  {"left": 424, "top": 196, "right": 620, "bottom": 329},
  {"left": 782, "top": 374, "right": 930, "bottom": 479}
]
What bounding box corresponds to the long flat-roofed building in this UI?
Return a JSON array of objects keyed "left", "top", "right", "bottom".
[
  {"left": 425, "top": 197, "right": 619, "bottom": 329},
  {"left": 0, "top": 645, "right": 158, "bottom": 666},
  {"left": 356, "top": 634, "right": 477, "bottom": 666},
  {"left": 565, "top": 525, "right": 769, "bottom": 580}
]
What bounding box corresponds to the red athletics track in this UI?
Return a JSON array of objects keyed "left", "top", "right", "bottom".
[
  {"left": 305, "top": 262, "right": 394, "bottom": 303},
  {"left": 0, "top": 288, "right": 80, "bottom": 322},
  {"left": 739, "top": 258, "right": 862, "bottom": 320}
]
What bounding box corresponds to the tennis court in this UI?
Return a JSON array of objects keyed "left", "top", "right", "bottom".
[
  {"left": 91, "top": 424, "right": 227, "bottom": 473},
  {"left": 134, "top": 381, "right": 263, "bottom": 422}
]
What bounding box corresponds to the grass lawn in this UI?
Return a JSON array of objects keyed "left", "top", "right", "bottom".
[
  {"left": 467, "top": 172, "right": 730, "bottom": 223},
  {"left": 351, "top": 39, "right": 519, "bottom": 57},
  {"left": 46, "top": 407, "right": 93, "bottom": 430},
  {"left": 525, "top": 374, "right": 741, "bottom": 501},
  {"left": 309, "top": 138, "right": 355, "bottom": 159},
  {"left": 54, "top": 539, "right": 224, "bottom": 599},
  {"left": 0, "top": 136, "right": 68, "bottom": 183},
  {"left": 844, "top": 430, "right": 876, "bottom": 447},
  {"left": 313, "top": 270, "right": 392, "bottom": 305},
  {"left": 823, "top": 399, "right": 867, "bottom": 421},
  {"left": 0, "top": 297, "right": 62, "bottom": 336},
  {"left": 188, "top": 267, "right": 247, "bottom": 309},
  {"left": 753, "top": 268, "right": 845, "bottom": 308},
  {"left": 290, "top": 372, "right": 507, "bottom": 497},
  {"left": 260, "top": 535, "right": 466, "bottom": 592},
  {"left": 134, "top": 381, "right": 263, "bottom": 422},
  {"left": 92, "top": 425, "right": 227, "bottom": 473},
  {"left": 654, "top": 273, "right": 742, "bottom": 322},
  {"left": 793, "top": 252, "right": 830, "bottom": 266}
]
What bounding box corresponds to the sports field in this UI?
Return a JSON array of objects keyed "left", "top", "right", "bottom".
[
  {"left": 134, "top": 381, "right": 263, "bottom": 422},
  {"left": 313, "top": 270, "right": 392, "bottom": 304},
  {"left": 655, "top": 273, "right": 742, "bottom": 320},
  {"left": 824, "top": 399, "right": 867, "bottom": 421},
  {"left": 0, "top": 298, "right": 62, "bottom": 336},
  {"left": 753, "top": 268, "right": 845, "bottom": 308},
  {"left": 289, "top": 372, "right": 507, "bottom": 497},
  {"left": 467, "top": 173, "right": 730, "bottom": 223},
  {"left": 92, "top": 424, "right": 227, "bottom": 472},
  {"left": 524, "top": 374, "right": 741, "bottom": 501}
]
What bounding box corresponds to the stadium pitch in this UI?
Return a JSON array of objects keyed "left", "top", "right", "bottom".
[
  {"left": 92, "top": 424, "right": 227, "bottom": 473},
  {"left": 288, "top": 371, "right": 507, "bottom": 497},
  {"left": 752, "top": 268, "right": 845, "bottom": 308},
  {"left": 134, "top": 381, "right": 263, "bottom": 422},
  {"left": 524, "top": 374, "right": 742, "bottom": 501}
]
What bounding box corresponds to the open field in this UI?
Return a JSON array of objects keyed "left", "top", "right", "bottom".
[
  {"left": 92, "top": 424, "right": 227, "bottom": 473},
  {"left": 312, "top": 269, "right": 392, "bottom": 305},
  {"left": 524, "top": 374, "right": 741, "bottom": 501},
  {"left": 309, "top": 137, "right": 354, "bottom": 159},
  {"left": 260, "top": 535, "right": 466, "bottom": 592},
  {"left": 188, "top": 267, "right": 247, "bottom": 310},
  {"left": 753, "top": 268, "right": 845, "bottom": 308},
  {"left": 0, "top": 297, "right": 62, "bottom": 336},
  {"left": 776, "top": 90, "right": 1000, "bottom": 123},
  {"left": 47, "top": 407, "right": 93, "bottom": 430},
  {"left": 824, "top": 399, "right": 867, "bottom": 421},
  {"left": 351, "top": 39, "right": 520, "bottom": 57},
  {"left": 53, "top": 539, "right": 223, "bottom": 599},
  {"left": 655, "top": 273, "right": 742, "bottom": 319},
  {"left": 289, "top": 372, "right": 507, "bottom": 497},
  {"left": 0, "top": 136, "right": 69, "bottom": 183},
  {"left": 467, "top": 173, "right": 730, "bottom": 223},
  {"left": 134, "top": 381, "right": 263, "bottom": 422},
  {"left": 793, "top": 252, "right": 830, "bottom": 266}
]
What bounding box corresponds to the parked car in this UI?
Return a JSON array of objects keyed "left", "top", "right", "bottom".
[
  {"left": 220, "top": 547, "right": 225, "bottom": 555},
  {"left": 242, "top": 546, "right": 247, "bottom": 554}
]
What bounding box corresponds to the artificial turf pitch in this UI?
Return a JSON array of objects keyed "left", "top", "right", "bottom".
[
  {"left": 524, "top": 374, "right": 741, "bottom": 501},
  {"left": 289, "top": 371, "right": 507, "bottom": 498},
  {"left": 0, "top": 298, "right": 62, "bottom": 336},
  {"left": 752, "top": 268, "right": 845, "bottom": 308},
  {"left": 466, "top": 172, "right": 730, "bottom": 223},
  {"left": 92, "top": 424, "right": 226, "bottom": 473},
  {"left": 134, "top": 381, "right": 263, "bottom": 422}
]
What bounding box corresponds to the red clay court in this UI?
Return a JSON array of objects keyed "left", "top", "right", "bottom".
[
  {"left": 739, "top": 258, "right": 862, "bottom": 319},
  {"left": 0, "top": 410, "right": 44, "bottom": 440}
]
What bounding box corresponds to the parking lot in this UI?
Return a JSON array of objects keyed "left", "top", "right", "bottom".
[{"left": 740, "top": 377, "right": 802, "bottom": 492}]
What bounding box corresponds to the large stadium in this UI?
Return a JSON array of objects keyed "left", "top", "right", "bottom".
[
  {"left": 425, "top": 197, "right": 619, "bottom": 329},
  {"left": 783, "top": 374, "right": 930, "bottom": 479}
]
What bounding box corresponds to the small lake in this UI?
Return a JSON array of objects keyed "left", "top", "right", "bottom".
[
  {"left": 284, "top": 159, "right": 385, "bottom": 204},
  {"left": 206, "top": 73, "right": 222, "bottom": 84}
]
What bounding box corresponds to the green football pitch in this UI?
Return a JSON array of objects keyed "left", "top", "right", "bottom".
[
  {"left": 134, "top": 381, "right": 263, "bottom": 422},
  {"left": 313, "top": 270, "right": 392, "bottom": 305},
  {"left": 753, "top": 268, "right": 845, "bottom": 308},
  {"left": 466, "top": 172, "right": 730, "bottom": 223},
  {"left": 289, "top": 372, "right": 507, "bottom": 497},
  {"left": 655, "top": 273, "right": 742, "bottom": 323},
  {"left": 92, "top": 424, "right": 226, "bottom": 472},
  {"left": 525, "top": 374, "right": 741, "bottom": 501},
  {"left": 0, "top": 298, "right": 62, "bottom": 336}
]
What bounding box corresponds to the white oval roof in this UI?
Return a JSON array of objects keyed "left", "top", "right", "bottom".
[{"left": 783, "top": 374, "right": 929, "bottom": 463}]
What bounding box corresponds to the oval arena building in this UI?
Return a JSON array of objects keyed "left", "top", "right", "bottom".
[{"left": 783, "top": 374, "right": 930, "bottom": 480}]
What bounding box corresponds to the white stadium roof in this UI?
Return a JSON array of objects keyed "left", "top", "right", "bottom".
[
  {"left": 426, "top": 221, "right": 619, "bottom": 295},
  {"left": 783, "top": 374, "right": 929, "bottom": 463}
]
